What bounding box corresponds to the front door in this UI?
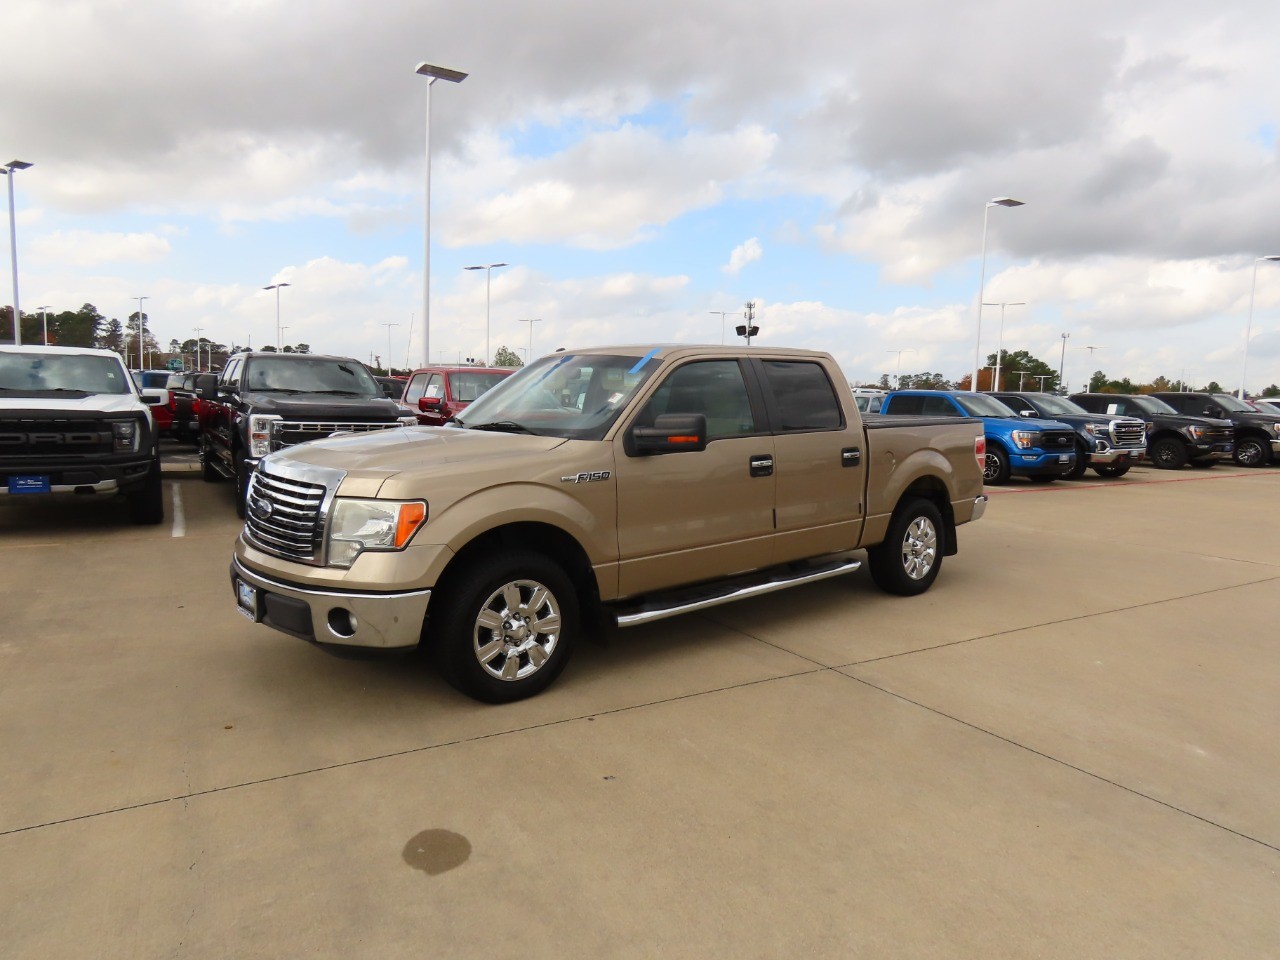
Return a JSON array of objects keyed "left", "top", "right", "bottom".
[{"left": 614, "top": 359, "right": 775, "bottom": 597}]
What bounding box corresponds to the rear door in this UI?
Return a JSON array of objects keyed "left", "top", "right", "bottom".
[
  {"left": 207, "top": 357, "right": 242, "bottom": 467},
  {"left": 754, "top": 359, "right": 865, "bottom": 561},
  {"left": 614, "top": 359, "right": 775, "bottom": 596}
]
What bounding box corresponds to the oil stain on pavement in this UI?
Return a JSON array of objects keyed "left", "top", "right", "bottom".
[{"left": 402, "top": 829, "right": 472, "bottom": 875}]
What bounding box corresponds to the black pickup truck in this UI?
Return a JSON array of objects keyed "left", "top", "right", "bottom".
[
  {"left": 196, "top": 352, "right": 414, "bottom": 516},
  {"left": 0, "top": 345, "right": 165, "bottom": 524},
  {"left": 1070, "top": 393, "right": 1234, "bottom": 469},
  {"left": 1150, "top": 392, "right": 1280, "bottom": 467}
]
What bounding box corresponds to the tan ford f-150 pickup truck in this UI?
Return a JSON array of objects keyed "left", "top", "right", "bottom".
[{"left": 230, "top": 345, "right": 988, "bottom": 702}]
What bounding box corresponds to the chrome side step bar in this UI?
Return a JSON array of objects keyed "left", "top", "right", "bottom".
[{"left": 611, "top": 557, "right": 862, "bottom": 628}]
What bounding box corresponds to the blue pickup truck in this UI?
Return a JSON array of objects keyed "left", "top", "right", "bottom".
[{"left": 880, "top": 390, "right": 1076, "bottom": 484}]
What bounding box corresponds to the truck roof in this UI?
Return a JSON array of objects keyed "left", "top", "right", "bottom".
[{"left": 0, "top": 344, "right": 124, "bottom": 358}]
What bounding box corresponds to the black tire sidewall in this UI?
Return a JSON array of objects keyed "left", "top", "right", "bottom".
[
  {"left": 984, "top": 444, "right": 1010, "bottom": 485},
  {"left": 868, "top": 498, "right": 945, "bottom": 596},
  {"left": 1151, "top": 437, "right": 1187, "bottom": 469},
  {"left": 432, "top": 552, "right": 580, "bottom": 703}
]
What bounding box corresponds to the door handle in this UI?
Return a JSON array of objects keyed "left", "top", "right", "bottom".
[
  {"left": 749, "top": 455, "right": 774, "bottom": 478},
  {"left": 841, "top": 447, "right": 861, "bottom": 467}
]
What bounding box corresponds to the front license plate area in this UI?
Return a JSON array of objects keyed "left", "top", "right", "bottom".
[
  {"left": 8, "top": 475, "right": 51, "bottom": 494},
  {"left": 235, "top": 578, "right": 261, "bottom": 622},
  {"left": 1058, "top": 454, "right": 1070, "bottom": 463}
]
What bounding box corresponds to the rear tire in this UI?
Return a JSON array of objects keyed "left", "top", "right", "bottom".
[
  {"left": 200, "top": 436, "right": 222, "bottom": 482},
  {"left": 867, "top": 498, "right": 944, "bottom": 597},
  {"left": 1093, "top": 464, "right": 1130, "bottom": 478},
  {"left": 983, "top": 444, "right": 1011, "bottom": 485},
  {"left": 1150, "top": 437, "right": 1187, "bottom": 469},
  {"left": 127, "top": 457, "right": 164, "bottom": 525},
  {"left": 432, "top": 551, "right": 580, "bottom": 702},
  {"left": 1065, "top": 442, "right": 1089, "bottom": 479}
]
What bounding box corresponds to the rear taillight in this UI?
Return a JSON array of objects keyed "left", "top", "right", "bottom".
[{"left": 975, "top": 435, "right": 986, "bottom": 471}]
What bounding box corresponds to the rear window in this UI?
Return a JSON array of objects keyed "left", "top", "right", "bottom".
[
  {"left": 758, "top": 360, "right": 842, "bottom": 431},
  {"left": 448, "top": 371, "right": 509, "bottom": 403}
]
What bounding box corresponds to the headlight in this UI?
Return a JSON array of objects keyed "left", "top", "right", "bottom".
[
  {"left": 110, "top": 419, "right": 139, "bottom": 453},
  {"left": 327, "top": 498, "right": 428, "bottom": 569},
  {"left": 1272, "top": 423, "right": 1280, "bottom": 436},
  {"left": 1011, "top": 430, "right": 1038, "bottom": 450},
  {"left": 397, "top": 414, "right": 418, "bottom": 427},
  {"left": 248, "top": 414, "right": 281, "bottom": 458},
  {"left": 1184, "top": 425, "right": 1204, "bottom": 440},
  {"left": 1083, "top": 423, "right": 1101, "bottom": 436}
]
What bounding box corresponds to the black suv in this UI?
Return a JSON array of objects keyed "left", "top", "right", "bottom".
[
  {"left": 987, "top": 392, "right": 1146, "bottom": 479},
  {"left": 1150, "top": 392, "right": 1280, "bottom": 467},
  {"left": 196, "top": 352, "right": 414, "bottom": 516},
  {"left": 1070, "top": 393, "right": 1233, "bottom": 469}
]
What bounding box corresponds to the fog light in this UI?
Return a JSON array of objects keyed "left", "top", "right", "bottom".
[{"left": 327, "top": 608, "right": 357, "bottom": 639}]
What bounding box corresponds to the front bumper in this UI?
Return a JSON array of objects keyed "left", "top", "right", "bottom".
[
  {"left": 1010, "top": 451, "right": 1075, "bottom": 475},
  {"left": 1088, "top": 447, "right": 1145, "bottom": 465},
  {"left": 0, "top": 455, "right": 155, "bottom": 496},
  {"left": 231, "top": 554, "right": 432, "bottom": 650},
  {"left": 1189, "top": 443, "right": 1233, "bottom": 461}
]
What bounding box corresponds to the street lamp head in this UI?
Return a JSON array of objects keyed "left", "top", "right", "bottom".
[
  {"left": 1260, "top": 255, "right": 1280, "bottom": 263},
  {"left": 263, "top": 282, "right": 291, "bottom": 291},
  {"left": 415, "top": 63, "right": 468, "bottom": 83},
  {"left": 3, "top": 160, "right": 33, "bottom": 172},
  {"left": 988, "top": 197, "right": 1024, "bottom": 207}
]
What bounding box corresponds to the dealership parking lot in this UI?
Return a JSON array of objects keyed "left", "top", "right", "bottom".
[{"left": 2, "top": 458, "right": 1279, "bottom": 958}]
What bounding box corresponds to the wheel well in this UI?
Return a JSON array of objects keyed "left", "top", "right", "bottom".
[
  {"left": 435, "top": 522, "right": 601, "bottom": 617},
  {"left": 1238, "top": 430, "right": 1268, "bottom": 443},
  {"left": 899, "top": 477, "right": 957, "bottom": 556}
]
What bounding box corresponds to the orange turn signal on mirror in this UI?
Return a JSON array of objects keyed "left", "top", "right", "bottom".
[{"left": 667, "top": 435, "right": 700, "bottom": 444}]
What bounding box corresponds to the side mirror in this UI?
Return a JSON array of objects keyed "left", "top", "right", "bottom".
[
  {"left": 418, "top": 397, "right": 443, "bottom": 411},
  {"left": 140, "top": 388, "right": 170, "bottom": 407},
  {"left": 630, "top": 413, "right": 708, "bottom": 455},
  {"left": 1018, "top": 409, "right": 1035, "bottom": 418},
  {"left": 1203, "top": 407, "right": 1217, "bottom": 417},
  {"left": 194, "top": 373, "right": 219, "bottom": 401}
]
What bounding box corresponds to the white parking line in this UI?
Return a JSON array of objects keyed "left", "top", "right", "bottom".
[{"left": 171, "top": 483, "right": 186, "bottom": 538}]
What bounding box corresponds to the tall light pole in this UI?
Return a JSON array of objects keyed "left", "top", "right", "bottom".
[
  {"left": 35, "top": 305, "right": 50, "bottom": 346},
  {"left": 415, "top": 61, "right": 469, "bottom": 368},
  {"left": 4, "top": 160, "right": 33, "bottom": 345},
  {"left": 971, "top": 197, "right": 1025, "bottom": 389},
  {"left": 382, "top": 322, "right": 399, "bottom": 374},
  {"left": 1034, "top": 374, "right": 1052, "bottom": 391},
  {"left": 1240, "top": 255, "right": 1280, "bottom": 399},
  {"left": 134, "top": 296, "right": 148, "bottom": 369},
  {"left": 264, "top": 282, "right": 290, "bottom": 350},
  {"left": 981, "top": 301, "right": 1026, "bottom": 390},
  {"left": 709, "top": 310, "right": 734, "bottom": 345},
  {"left": 886, "top": 348, "right": 915, "bottom": 387},
  {"left": 1058, "top": 332, "right": 1070, "bottom": 393},
  {"left": 193, "top": 326, "right": 204, "bottom": 371},
  {"left": 464, "top": 261, "right": 507, "bottom": 364},
  {"left": 518, "top": 317, "right": 542, "bottom": 363}
]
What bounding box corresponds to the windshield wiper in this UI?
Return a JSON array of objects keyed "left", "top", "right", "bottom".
[
  {"left": 467, "top": 420, "right": 538, "bottom": 435},
  {"left": 253, "top": 387, "right": 306, "bottom": 394},
  {"left": 308, "top": 389, "right": 372, "bottom": 396}
]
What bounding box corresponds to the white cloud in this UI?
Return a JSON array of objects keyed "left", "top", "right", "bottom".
[
  {"left": 29, "top": 230, "right": 171, "bottom": 266},
  {"left": 724, "top": 237, "right": 762, "bottom": 275}
]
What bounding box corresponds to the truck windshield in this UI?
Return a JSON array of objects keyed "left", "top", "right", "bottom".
[
  {"left": 1212, "top": 394, "right": 1256, "bottom": 413},
  {"left": 1026, "top": 394, "right": 1087, "bottom": 417},
  {"left": 954, "top": 394, "right": 1018, "bottom": 417},
  {"left": 1127, "top": 395, "right": 1177, "bottom": 415},
  {"left": 456, "top": 353, "right": 658, "bottom": 439},
  {"left": 245, "top": 357, "right": 379, "bottom": 396},
  {"left": 0, "top": 352, "right": 132, "bottom": 396}
]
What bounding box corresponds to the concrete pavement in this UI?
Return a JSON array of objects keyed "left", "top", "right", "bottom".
[{"left": 1, "top": 464, "right": 1278, "bottom": 958}]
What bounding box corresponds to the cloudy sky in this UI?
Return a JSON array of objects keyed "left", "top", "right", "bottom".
[{"left": 5, "top": 0, "right": 1280, "bottom": 391}]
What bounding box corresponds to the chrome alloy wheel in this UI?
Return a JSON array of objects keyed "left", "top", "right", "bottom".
[
  {"left": 900, "top": 516, "right": 938, "bottom": 581},
  {"left": 472, "top": 579, "right": 563, "bottom": 682},
  {"left": 982, "top": 453, "right": 1001, "bottom": 482}
]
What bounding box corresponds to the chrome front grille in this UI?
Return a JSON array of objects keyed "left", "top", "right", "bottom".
[
  {"left": 272, "top": 420, "right": 400, "bottom": 450},
  {"left": 1110, "top": 419, "right": 1146, "bottom": 448},
  {"left": 244, "top": 469, "right": 327, "bottom": 563}
]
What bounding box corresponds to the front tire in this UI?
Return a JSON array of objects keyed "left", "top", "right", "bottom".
[
  {"left": 233, "top": 449, "right": 250, "bottom": 519},
  {"left": 1065, "top": 442, "right": 1089, "bottom": 479},
  {"left": 1233, "top": 436, "right": 1271, "bottom": 467},
  {"left": 983, "top": 444, "right": 1011, "bottom": 485},
  {"left": 432, "top": 552, "right": 580, "bottom": 703},
  {"left": 1150, "top": 437, "right": 1187, "bottom": 469},
  {"left": 867, "top": 498, "right": 944, "bottom": 596},
  {"left": 1093, "top": 464, "right": 1131, "bottom": 478},
  {"left": 127, "top": 457, "right": 165, "bottom": 525}
]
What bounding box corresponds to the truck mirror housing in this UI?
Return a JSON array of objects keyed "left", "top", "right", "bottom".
[
  {"left": 419, "top": 397, "right": 443, "bottom": 411},
  {"left": 194, "top": 373, "right": 219, "bottom": 400},
  {"left": 630, "top": 414, "right": 708, "bottom": 455},
  {"left": 140, "top": 388, "right": 170, "bottom": 407}
]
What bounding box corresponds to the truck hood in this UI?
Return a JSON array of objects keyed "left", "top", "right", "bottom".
[
  {"left": 0, "top": 394, "right": 144, "bottom": 415},
  {"left": 983, "top": 415, "right": 1072, "bottom": 432},
  {"left": 265, "top": 426, "right": 569, "bottom": 495},
  {"left": 240, "top": 391, "right": 402, "bottom": 420}
]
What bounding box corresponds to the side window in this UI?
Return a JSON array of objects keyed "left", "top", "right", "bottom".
[
  {"left": 403, "top": 374, "right": 428, "bottom": 405},
  {"left": 639, "top": 360, "right": 756, "bottom": 441},
  {"left": 759, "top": 361, "right": 843, "bottom": 431},
  {"left": 220, "top": 358, "right": 242, "bottom": 388},
  {"left": 1161, "top": 394, "right": 1189, "bottom": 415},
  {"left": 424, "top": 374, "right": 445, "bottom": 399},
  {"left": 921, "top": 396, "right": 960, "bottom": 416},
  {"left": 1001, "top": 396, "right": 1034, "bottom": 415},
  {"left": 884, "top": 394, "right": 924, "bottom": 416}
]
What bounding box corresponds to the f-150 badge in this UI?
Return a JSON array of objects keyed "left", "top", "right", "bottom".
[{"left": 561, "top": 471, "right": 611, "bottom": 483}]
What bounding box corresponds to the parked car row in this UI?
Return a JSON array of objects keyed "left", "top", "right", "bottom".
[{"left": 870, "top": 387, "right": 1279, "bottom": 484}]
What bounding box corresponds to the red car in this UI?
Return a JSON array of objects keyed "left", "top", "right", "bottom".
[{"left": 401, "top": 365, "right": 514, "bottom": 426}]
